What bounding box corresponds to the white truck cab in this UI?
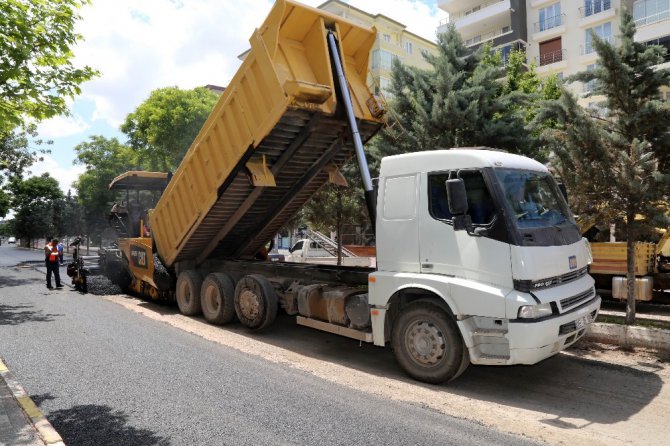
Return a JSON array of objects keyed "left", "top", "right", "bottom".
[{"left": 368, "top": 149, "right": 600, "bottom": 382}]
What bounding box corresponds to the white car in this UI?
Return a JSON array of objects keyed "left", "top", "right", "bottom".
[{"left": 7, "top": 237, "right": 16, "bottom": 244}]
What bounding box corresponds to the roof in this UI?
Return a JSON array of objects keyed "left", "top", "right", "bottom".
[
  {"left": 317, "top": 0, "right": 438, "bottom": 48},
  {"left": 380, "top": 148, "right": 547, "bottom": 177},
  {"left": 109, "top": 171, "right": 169, "bottom": 191}
]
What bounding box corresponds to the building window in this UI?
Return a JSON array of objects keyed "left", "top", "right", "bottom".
[
  {"left": 634, "top": 0, "right": 670, "bottom": 26},
  {"left": 404, "top": 41, "right": 413, "bottom": 54},
  {"left": 539, "top": 3, "right": 562, "bottom": 31},
  {"left": 584, "top": 22, "right": 612, "bottom": 54},
  {"left": 465, "top": 35, "right": 482, "bottom": 47},
  {"left": 371, "top": 49, "right": 400, "bottom": 70},
  {"left": 583, "top": 0, "right": 612, "bottom": 17},
  {"left": 644, "top": 34, "right": 670, "bottom": 62},
  {"left": 539, "top": 37, "right": 563, "bottom": 66},
  {"left": 502, "top": 25, "right": 511, "bottom": 34},
  {"left": 383, "top": 33, "right": 391, "bottom": 43}
]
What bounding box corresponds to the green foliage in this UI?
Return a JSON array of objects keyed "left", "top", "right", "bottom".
[
  {"left": 534, "top": 11, "right": 670, "bottom": 324},
  {"left": 121, "top": 86, "right": 219, "bottom": 171},
  {"left": 0, "top": 188, "right": 10, "bottom": 218},
  {"left": 0, "top": 0, "right": 98, "bottom": 136},
  {"left": 0, "top": 125, "right": 50, "bottom": 179},
  {"left": 73, "top": 136, "right": 138, "bottom": 236},
  {"left": 8, "top": 173, "right": 64, "bottom": 240},
  {"left": 377, "top": 24, "right": 539, "bottom": 165}
]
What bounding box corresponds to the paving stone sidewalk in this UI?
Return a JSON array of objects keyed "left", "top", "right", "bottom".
[{"left": 0, "top": 360, "right": 63, "bottom": 446}]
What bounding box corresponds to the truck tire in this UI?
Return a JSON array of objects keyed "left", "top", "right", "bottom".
[
  {"left": 176, "top": 270, "right": 203, "bottom": 316},
  {"left": 200, "top": 273, "right": 236, "bottom": 325},
  {"left": 391, "top": 301, "right": 464, "bottom": 384},
  {"left": 234, "top": 274, "right": 278, "bottom": 330}
]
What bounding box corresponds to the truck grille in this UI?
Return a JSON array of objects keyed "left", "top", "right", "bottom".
[
  {"left": 514, "top": 267, "right": 588, "bottom": 293},
  {"left": 560, "top": 288, "right": 595, "bottom": 312}
]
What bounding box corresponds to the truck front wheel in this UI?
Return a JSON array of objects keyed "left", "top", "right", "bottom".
[
  {"left": 176, "top": 270, "right": 203, "bottom": 316},
  {"left": 200, "top": 272, "right": 236, "bottom": 325},
  {"left": 391, "top": 301, "right": 465, "bottom": 384},
  {"left": 234, "top": 275, "right": 277, "bottom": 330}
]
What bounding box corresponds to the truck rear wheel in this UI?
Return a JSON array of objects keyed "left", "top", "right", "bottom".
[
  {"left": 234, "top": 275, "right": 277, "bottom": 330},
  {"left": 391, "top": 301, "right": 464, "bottom": 384},
  {"left": 200, "top": 273, "right": 236, "bottom": 325},
  {"left": 176, "top": 270, "right": 203, "bottom": 316}
]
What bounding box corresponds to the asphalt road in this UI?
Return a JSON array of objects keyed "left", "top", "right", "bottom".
[{"left": 0, "top": 244, "right": 539, "bottom": 446}]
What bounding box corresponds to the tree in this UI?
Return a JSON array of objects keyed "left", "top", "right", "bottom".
[
  {"left": 121, "top": 86, "right": 219, "bottom": 171},
  {"left": 0, "top": 0, "right": 98, "bottom": 137},
  {"left": 73, "top": 136, "right": 139, "bottom": 240},
  {"left": 534, "top": 11, "right": 670, "bottom": 325},
  {"left": 9, "top": 173, "right": 64, "bottom": 243},
  {"left": 376, "top": 24, "right": 538, "bottom": 165}
]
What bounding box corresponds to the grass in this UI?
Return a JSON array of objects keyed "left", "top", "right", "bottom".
[{"left": 597, "top": 314, "right": 670, "bottom": 330}]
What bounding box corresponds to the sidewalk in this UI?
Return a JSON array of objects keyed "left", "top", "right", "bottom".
[{"left": 0, "top": 359, "right": 64, "bottom": 446}]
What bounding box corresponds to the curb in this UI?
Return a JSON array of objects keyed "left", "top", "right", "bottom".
[
  {"left": 0, "top": 359, "right": 65, "bottom": 446},
  {"left": 584, "top": 322, "right": 670, "bottom": 354}
]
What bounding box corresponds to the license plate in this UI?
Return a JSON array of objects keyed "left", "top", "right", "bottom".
[{"left": 575, "top": 314, "right": 592, "bottom": 330}]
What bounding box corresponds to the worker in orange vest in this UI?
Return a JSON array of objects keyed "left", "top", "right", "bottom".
[{"left": 44, "top": 238, "right": 62, "bottom": 289}]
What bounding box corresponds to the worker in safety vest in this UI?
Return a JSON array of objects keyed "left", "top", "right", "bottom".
[{"left": 44, "top": 238, "right": 62, "bottom": 289}]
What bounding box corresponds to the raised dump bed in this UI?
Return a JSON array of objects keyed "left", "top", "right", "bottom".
[{"left": 149, "top": 0, "right": 384, "bottom": 267}]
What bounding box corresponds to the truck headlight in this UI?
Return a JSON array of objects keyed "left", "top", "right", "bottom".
[{"left": 518, "top": 302, "right": 554, "bottom": 319}]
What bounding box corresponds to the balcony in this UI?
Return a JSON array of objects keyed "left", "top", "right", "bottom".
[
  {"left": 534, "top": 14, "right": 565, "bottom": 33},
  {"left": 635, "top": 9, "right": 670, "bottom": 27},
  {"left": 578, "top": 1, "right": 616, "bottom": 28},
  {"left": 536, "top": 48, "right": 566, "bottom": 67},
  {"left": 581, "top": 36, "right": 615, "bottom": 55},
  {"left": 464, "top": 27, "right": 514, "bottom": 47},
  {"left": 448, "top": 0, "right": 512, "bottom": 40}
]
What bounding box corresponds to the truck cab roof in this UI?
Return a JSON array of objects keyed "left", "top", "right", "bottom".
[{"left": 380, "top": 148, "right": 547, "bottom": 176}]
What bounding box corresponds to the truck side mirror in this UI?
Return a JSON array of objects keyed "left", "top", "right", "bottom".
[
  {"left": 446, "top": 179, "right": 473, "bottom": 233},
  {"left": 446, "top": 179, "right": 468, "bottom": 215}
]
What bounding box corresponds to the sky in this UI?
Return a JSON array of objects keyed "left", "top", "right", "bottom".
[{"left": 29, "top": 0, "right": 448, "bottom": 195}]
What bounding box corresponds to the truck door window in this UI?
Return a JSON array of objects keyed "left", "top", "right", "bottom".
[
  {"left": 290, "top": 241, "right": 303, "bottom": 253},
  {"left": 428, "top": 171, "right": 495, "bottom": 225}
]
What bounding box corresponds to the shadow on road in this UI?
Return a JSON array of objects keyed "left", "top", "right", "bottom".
[
  {"left": 0, "top": 273, "right": 43, "bottom": 287},
  {"left": 0, "top": 303, "right": 62, "bottom": 325},
  {"left": 32, "top": 394, "right": 169, "bottom": 446}
]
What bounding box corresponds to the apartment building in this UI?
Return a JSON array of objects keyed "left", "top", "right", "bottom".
[
  {"left": 438, "top": 0, "right": 670, "bottom": 103},
  {"left": 318, "top": 0, "right": 438, "bottom": 96},
  {"left": 437, "top": 0, "right": 528, "bottom": 63}
]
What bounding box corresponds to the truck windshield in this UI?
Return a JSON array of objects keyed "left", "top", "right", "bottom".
[{"left": 495, "top": 169, "right": 572, "bottom": 229}]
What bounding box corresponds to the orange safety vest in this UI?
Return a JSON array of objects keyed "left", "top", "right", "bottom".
[{"left": 46, "top": 243, "right": 59, "bottom": 262}]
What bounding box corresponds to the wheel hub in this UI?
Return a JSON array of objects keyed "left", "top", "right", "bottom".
[
  {"left": 239, "top": 289, "right": 260, "bottom": 319},
  {"left": 204, "top": 286, "right": 219, "bottom": 312},
  {"left": 407, "top": 321, "right": 445, "bottom": 365}
]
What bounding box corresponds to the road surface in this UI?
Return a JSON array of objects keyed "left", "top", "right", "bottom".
[{"left": 1, "top": 244, "right": 538, "bottom": 445}]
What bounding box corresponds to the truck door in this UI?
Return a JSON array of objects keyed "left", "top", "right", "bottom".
[{"left": 418, "top": 170, "right": 510, "bottom": 316}]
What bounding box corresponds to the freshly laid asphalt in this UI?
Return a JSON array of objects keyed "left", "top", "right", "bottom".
[{"left": 0, "top": 245, "right": 539, "bottom": 446}]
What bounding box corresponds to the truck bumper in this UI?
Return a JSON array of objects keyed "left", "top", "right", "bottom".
[{"left": 506, "top": 296, "right": 601, "bottom": 365}]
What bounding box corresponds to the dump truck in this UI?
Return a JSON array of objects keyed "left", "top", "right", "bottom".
[{"left": 100, "top": 0, "right": 600, "bottom": 383}]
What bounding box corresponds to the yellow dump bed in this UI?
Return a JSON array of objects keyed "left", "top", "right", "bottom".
[
  {"left": 150, "top": 0, "right": 383, "bottom": 267},
  {"left": 589, "top": 242, "right": 656, "bottom": 276}
]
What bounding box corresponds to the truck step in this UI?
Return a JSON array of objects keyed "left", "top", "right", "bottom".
[{"left": 296, "top": 316, "right": 372, "bottom": 343}]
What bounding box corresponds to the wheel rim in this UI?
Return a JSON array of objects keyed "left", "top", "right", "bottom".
[
  {"left": 204, "top": 285, "right": 220, "bottom": 313},
  {"left": 179, "top": 281, "right": 191, "bottom": 304},
  {"left": 406, "top": 320, "right": 446, "bottom": 366},
  {"left": 239, "top": 289, "right": 260, "bottom": 320}
]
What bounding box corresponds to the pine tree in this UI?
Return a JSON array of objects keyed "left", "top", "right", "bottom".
[
  {"left": 534, "top": 11, "right": 670, "bottom": 325},
  {"left": 375, "top": 24, "right": 539, "bottom": 165}
]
